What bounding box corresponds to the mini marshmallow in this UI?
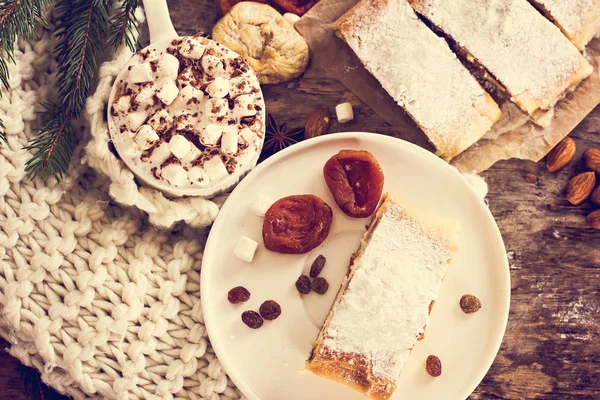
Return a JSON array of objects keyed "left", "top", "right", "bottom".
[
  {"left": 200, "top": 124, "right": 223, "bottom": 147},
  {"left": 283, "top": 13, "right": 301, "bottom": 25},
  {"left": 168, "top": 135, "right": 191, "bottom": 159},
  {"left": 207, "top": 76, "right": 229, "bottom": 98},
  {"left": 129, "top": 63, "right": 153, "bottom": 84},
  {"left": 175, "top": 113, "right": 198, "bottom": 131},
  {"left": 228, "top": 76, "right": 251, "bottom": 98},
  {"left": 135, "top": 86, "right": 155, "bottom": 107},
  {"left": 151, "top": 143, "right": 172, "bottom": 164},
  {"left": 335, "top": 102, "right": 354, "bottom": 123},
  {"left": 133, "top": 125, "right": 159, "bottom": 150},
  {"left": 156, "top": 78, "right": 179, "bottom": 105},
  {"left": 113, "top": 95, "right": 131, "bottom": 114},
  {"left": 188, "top": 167, "right": 210, "bottom": 187},
  {"left": 202, "top": 54, "right": 225, "bottom": 76},
  {"left": 251, "top": 195, "right": 273, "bottom": 217},
  {"left": 126, "top": 110, "right": 148, "bottom": 131},
  {"left": 239, "top": 127, "right": 255, "bottom": 145},
  {"left": 234, "top": 236, "right": 258, "bottom": 263},
  {"left": 157, "top": 53, "right": 179, "bottom": 80},
  {"left": 171, "top": 85, "right": 204, "bottom": 111},
  {"left": 220, "top": 128, "right": 239, "bottom": 155},
  {"left": 234, "top": 94, "right": 258, "bottom": 117},
  {"left": 205, "top": 97, "right": 228, "bottom": 119},
  {"left": 182, "top": 144, "right": 201, "bottom": 163},
  {"left": 179, "top": 37, "right": 206, "bottom": 60},
  {"left": 204, "top": 155, "right": 229, "bottom": 182},
  {"left": 161, "top": 164, "right": 187, "bottom": 186},
  {"left": 148, "top": 109, "right": 174, "bottom": 134}
]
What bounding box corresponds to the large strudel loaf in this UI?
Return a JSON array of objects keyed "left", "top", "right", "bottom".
[
  {"left": 333, "top": 0, "right": 502, "bottom": 162},
  {"left": 305, "top": 193, "right": 460, "bottom": 400}
]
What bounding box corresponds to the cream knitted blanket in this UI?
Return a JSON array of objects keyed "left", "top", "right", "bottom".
[{"left": 0, "top": 11, "right": 241, "bottom": 400}]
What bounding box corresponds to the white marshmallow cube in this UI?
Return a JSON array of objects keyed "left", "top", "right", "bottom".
[
  {"left": 188, "top": 167, "right": 210, "bottom": 186},
  {"left": 157, "top": 53, "right": 179, "bottom": 81},
  {"left": 156, "top": 78, "right": 179, "bottom": 105},
  {"left": 229, "top": 76, "right": 251, "bottom": 98},
  {"left": 200, "top": 124, "right": 223, "bottom": 147},
  {"left": 234, "top": 94, "right": 257, "bottom": 117},
  {"left": 182, "top": 144, "right": 201, "bottom": 163},
  {"left": 234, "top": 236, "right": 258, "bottom": 263},
  {"left": 161, "top": 164, "right": 187, "bottom": 186},
  {"left": 113, "top": 95, "right": 131, "bottom": 114},
  {"left": 175, "top": 113, "right": 197, "bottom": 131},
  {"left": 168, "top": 135, "right": 191, "bottom": 159},
  {"left": 335, "top": 102, "right": 354, "bottom": 123},
  {"left": 251, "top": 195, "right": 273, "bottom": 217},
  {"left": 221, "top": 128, "right": 239, "bottom": 155},
  {"left": 179, "top": 37, "right": 206, "bottom": 60},
  {"left": 205, "top": 97, "right": 228, "bottom": 118},
  {"left": 135, "top": 86, "right": 155, "bottom": 107},
  {"left": 148, "top": 109, "right": 173, "bottom": 134},
  {"left": 239, "top": 127, "right": 255, "bottom": 145},
  {"left": 133, "top": 125, "right": 159, "bottom": 150},
  {"left": 202, "top": 54, "right": 225, "bottom": 76},
  {"left": 283, "top": 13, "right": 300, "bottom": 25},
  {"left": 151, "top": 143, "right": 172, "bottom": 164},
  {"left": 129, "top": 63, "right": 153, "bottom": 84},
  {"left": 204, "top": 155, "right": 229, "bottom": 182},
  {"left": 207, "top": 76, "right": 229, "bottom": 98},
  {"left": 171, "top": 85, "right": 204, "bottom": 111},
  {"left": 126, "top": 110, "right": 148, "bottom": 131}
]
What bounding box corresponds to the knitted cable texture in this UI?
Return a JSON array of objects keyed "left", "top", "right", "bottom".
[{"left": 0, "top": 9, "right": 242, "bottom": 400}]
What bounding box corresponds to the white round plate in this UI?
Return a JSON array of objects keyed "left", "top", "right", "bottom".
[{"left": 201, "top": 133, "right": 510, "bottom": 400}]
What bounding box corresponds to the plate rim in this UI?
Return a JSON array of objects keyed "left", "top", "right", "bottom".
[{"left": 201, "top": 132, "right": 511, "bottom": 400}]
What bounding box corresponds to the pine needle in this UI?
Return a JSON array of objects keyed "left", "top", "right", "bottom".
[{"left": 107, "top": 0, "right": 140, "bottom": 52}]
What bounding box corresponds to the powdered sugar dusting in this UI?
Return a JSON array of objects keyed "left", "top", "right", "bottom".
[
  {"left": 336, "top": 0, "right": 501, "bottom": 161},
  {"left": 531, "top": 0, "right": 600, "bottom": 49},
  {"left": 410, "top": 0, "right": 592, "bottom": 114},
  {"left": 320, "top": 197, "right": 459, "bottom": 381}
]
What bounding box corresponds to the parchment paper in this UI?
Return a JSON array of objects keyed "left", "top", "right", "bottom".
[{"left": 295, "top": 0, "right": 600, "bottom": 172}]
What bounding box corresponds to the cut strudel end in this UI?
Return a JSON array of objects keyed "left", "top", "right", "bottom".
[
  {"left": 408, "top": 0, "right": 593, "bottom": 117},
  {"left": 333, "top": 0, "right": 502, "bottom": 162},
  {"left": 306, "top": 193, "right": 460, "bottom": 400},
  {"left": 529, "top": 0, "right": 600, "bottom": 50}
]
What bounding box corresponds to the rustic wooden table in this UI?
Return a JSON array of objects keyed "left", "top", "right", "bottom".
[{"left": 1, "top": 1, "right": 599, "bottom": 399}]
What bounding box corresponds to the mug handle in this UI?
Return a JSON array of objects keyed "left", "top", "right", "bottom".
[{"left": 142, "top": 0, "right": 179, "bottom": 43}]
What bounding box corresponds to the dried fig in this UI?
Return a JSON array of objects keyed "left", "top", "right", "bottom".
[
  {"left": 263, "top": 195, "right": 333, "bottom": 254},
  {"left": 323, "top": 150, "right": 384, "bottom": 218}
]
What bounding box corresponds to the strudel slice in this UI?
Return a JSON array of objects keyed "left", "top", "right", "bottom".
[
  {"left": 408, "top": 0, "right": 593, "bottom": 118},
  {"left": 333, "top": 0, "right": 502, "bottom": 162},
  {"left": 529, "top": 0, "right": 600, "bottom": 50},
  {"left": 306, "top": 193, "right": 460, "bottom": 400}
]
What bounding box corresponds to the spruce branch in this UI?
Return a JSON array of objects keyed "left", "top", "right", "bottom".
[
  {"left": 107, "top": 0, "right": 140, "bottom": 52},
  {"left": 0, "top": 0, "right": 52, "bottom": 142}
]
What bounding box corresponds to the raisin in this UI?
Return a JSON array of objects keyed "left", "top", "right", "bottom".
[
  {"left": 426, "top": 355, "right": 442, "bottom": 377},
  {"left": 310, "top": 255, "right": 326, "bottom": 278},
  {"left": 228, "top": 286, "right": 250, "bottom": 304},
  {"left": 259, "top": 300, "right": 281, "bottom": 320},
  {"left": 323, "top": 150, "right": 384, "bottom": 218},
  {"left": 263, "top": 195, "right": 333, "bottom": 254},
  {"left": 295, "top": 275, "right": 311, "bottom": 294},
  {"left": 460, "top": 294, "right": 482, "bottom": 314},
  {"left": 241, "top": 310, "right": 263, "bottom": 329},
  {"left": 311, "top": 277, "right": 329, "bottom": 295}
]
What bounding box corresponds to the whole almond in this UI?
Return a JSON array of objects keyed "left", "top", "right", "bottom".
[
  {"left": 591, "top": 186, "right": 600, "bottom": 206},
  {"left": 305, "top": 107, "right": 330, "bottom": 139},
  {"left": 586, "top": 210, "right": 600, "bottom": 230},
  {"left": 583, "top": 148, "right": 600, "bottom": 173},
  {"left": 565, "top": 172, "right": 596, "bottom": 205},
  {"left": 546, "top": 137, "right": 576, "bottom": 172}
]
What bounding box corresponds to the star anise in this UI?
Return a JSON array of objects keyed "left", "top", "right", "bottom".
[{"left": 261, "top": 113, "right": 304, "bottom": 159}]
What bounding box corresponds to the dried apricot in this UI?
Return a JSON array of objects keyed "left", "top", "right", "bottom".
[
  {"left": 263, "top": 195, "right": 332, "bottom": 254},
  {"left": 259, "top": 300, "right": 281, "bottom": 320},
  {"left": 228, "top": 286, "right": 250, "bottom": 304},
  {"left": 241, "top": 310, "right": 263, "bottom": 329},
  {"left": 426, "top": 355, "right": 442, "bottom": 377},
  {"left": 323, "top": 150, "right": 384, "bottom": 218}
]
